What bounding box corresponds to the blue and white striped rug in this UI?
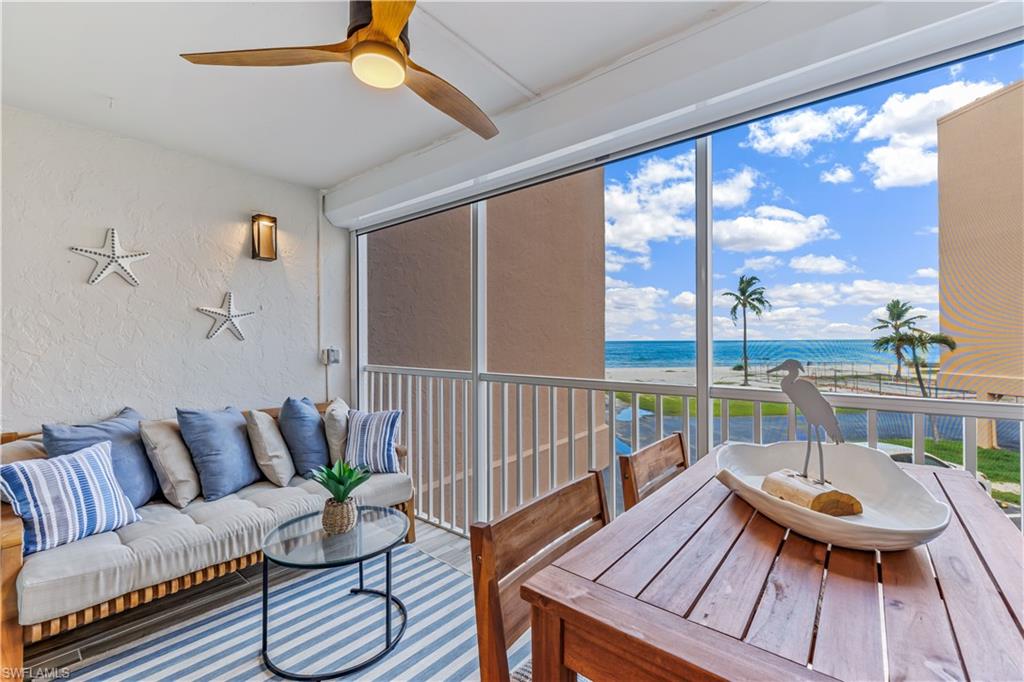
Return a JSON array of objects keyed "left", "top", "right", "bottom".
[{"left": 73, "top": 546, "right": 530, "bottom": 681}]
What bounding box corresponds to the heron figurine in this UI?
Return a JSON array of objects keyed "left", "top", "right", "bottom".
[{"left": 768, "top": 359, "right": 844, "bottom": 483}]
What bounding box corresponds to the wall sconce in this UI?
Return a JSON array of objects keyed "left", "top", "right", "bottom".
[{"left": 251, "top": 214, "right": 277, "bottom": 261}]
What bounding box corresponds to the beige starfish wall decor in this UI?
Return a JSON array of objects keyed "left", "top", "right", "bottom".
[
  {"left": 69, "top": 228, "right": 150, "bottom": 286},
  {"left": 197, "top": 291, "right": 256, "bottom": 341}
]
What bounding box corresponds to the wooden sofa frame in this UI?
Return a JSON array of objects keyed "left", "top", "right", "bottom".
[{"left": 0, "top": 403, "right": 415, "bottom": 674}]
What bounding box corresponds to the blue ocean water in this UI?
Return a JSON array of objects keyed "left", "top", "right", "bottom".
[{"left": 605, "top": 339, "right": 939, "bottom": 368}]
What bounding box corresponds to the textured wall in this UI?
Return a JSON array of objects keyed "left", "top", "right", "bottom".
[{"left": 2, "top": 107, "right": 347, "bottom": 431}]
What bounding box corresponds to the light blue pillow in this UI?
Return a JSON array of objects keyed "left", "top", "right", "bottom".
[
  {"left": 176, "top": 407, "right": 262, "bottom": 501},
  {"left": 345, "top": 409, "right": 402, "bottom": 474},
  {"left": 42, "top": 407, "right": 158, "bottom": 508},
  {"left": 278, "top": 397, "right": 330, "bottom": 477},
  {"left": 0, "top": 441, "right": 140, "bottom": 555}
]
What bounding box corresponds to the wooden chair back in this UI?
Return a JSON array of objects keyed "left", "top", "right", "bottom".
[
  {"left": 619, "top": 431, "right": 689, "bottom": 511},
  {"left": 470, "top": 471, "right": 609, "bottom": 682}
]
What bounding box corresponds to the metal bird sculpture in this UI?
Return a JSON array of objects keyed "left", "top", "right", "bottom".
[{"left": 768, "top": 359, "right": 844, "bottom": 484}]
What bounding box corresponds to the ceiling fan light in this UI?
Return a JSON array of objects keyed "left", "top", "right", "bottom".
[{"left": 351, "top": 41, "right": 406, "bottom": 89}]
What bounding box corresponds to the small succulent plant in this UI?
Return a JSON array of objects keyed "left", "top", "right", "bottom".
[{"left": 312, "top": 460, "right": 371, "bottom": 503}]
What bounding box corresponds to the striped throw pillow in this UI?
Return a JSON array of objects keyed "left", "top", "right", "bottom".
[
  {"left": 344, "top": 410, "right": 402, "bottom": 473},
  {"left": 0, "top": 441, "right": 140, "bottom": 555}
]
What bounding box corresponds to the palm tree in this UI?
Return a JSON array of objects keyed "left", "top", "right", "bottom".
[
  {"left": 906, "top": 330, "right": 957, "bottom": 399},
  {"left": 723, "top": 274, "right": 771, "bottom": 386},
  {"left": 871, "top": 299, "right": 925, "bottom": 380}
]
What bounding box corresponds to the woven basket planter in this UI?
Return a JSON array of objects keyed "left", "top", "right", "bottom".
[{"left": 322, "top": 498, "right": 358, "bottom": 535}]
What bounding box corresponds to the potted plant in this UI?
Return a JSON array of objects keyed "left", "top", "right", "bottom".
[{"left": 312, "top": 460, "right": 371, "bottom": 534}]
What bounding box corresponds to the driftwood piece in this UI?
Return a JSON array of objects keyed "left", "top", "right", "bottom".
[{"left": 761, "top": 469, "right": 863, "bottom": 517}]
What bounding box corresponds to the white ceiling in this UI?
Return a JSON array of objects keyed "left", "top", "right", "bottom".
[{"left": 2, "top": 1, "right": 736, "bottom": 189}]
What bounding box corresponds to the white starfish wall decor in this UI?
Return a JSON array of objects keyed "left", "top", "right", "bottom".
[
  {"left": 197, "top": 292, "right": 255, "bottom": 341},
  {"left": 70, "top": 228, "right": 150, "bottom": 286}
]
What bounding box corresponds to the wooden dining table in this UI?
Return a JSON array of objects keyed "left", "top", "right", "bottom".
[{"left": 522, "top": 451, "right": 1023, "bottom": 681}]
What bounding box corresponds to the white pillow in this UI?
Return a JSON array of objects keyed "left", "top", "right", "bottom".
[
  {"left": 243, "top": 410, "right": 296, "bottom": 486},
  {"left": 324, "top": 397, "right": 351, "bottom": 465},
  {"left": 140, "top": 419, "right": 201, "bottom": 508}
]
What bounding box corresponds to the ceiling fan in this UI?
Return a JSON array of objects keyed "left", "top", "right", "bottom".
[{"left": 180, "top": 0, "right": 498, "bottom": 139}]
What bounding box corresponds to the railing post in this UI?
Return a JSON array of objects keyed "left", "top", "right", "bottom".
[
  {"left": 695, "top": 136, "right": 714, "bottom": 459},
  {"left": 471, "top": 201, "right": 490, "bottom": 523},
  {"left": 351, "top": 231, "right": 368, "bottom": 410},
  {"left": 963, "top": 416, "right": 978, "bottom": 475},
  {"left": 912, "top": 413, "right": 925, "bottom": 465}
]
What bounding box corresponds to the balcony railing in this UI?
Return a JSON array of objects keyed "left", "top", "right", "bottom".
[{"left": 364, "top": 364, "right": 1024, "bottom": 536}]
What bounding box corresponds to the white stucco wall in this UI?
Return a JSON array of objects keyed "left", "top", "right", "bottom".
[{"left": 1, "top": 107, "right": 349, "bottom": 431}]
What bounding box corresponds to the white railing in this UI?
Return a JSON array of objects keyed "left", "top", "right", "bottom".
[{"left": 365, "top": 365, "right": 1024, "bottom": 535}]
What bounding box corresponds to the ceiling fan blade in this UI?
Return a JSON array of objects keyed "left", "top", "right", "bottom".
[
  {"left": 369, "top": 0, "right": 417, "bottom": 42},
  {"left": 405, "top": 59, "right": 498, "bottom": 140},
  {"left": 181, "top": 40, "right": 353, "bottom": 67}
]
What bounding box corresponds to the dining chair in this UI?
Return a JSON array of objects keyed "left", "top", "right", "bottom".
[
  {"left": 619, "top": 431, "right": 689, "bottom": 511},
  {"left": 470, "top": 470, "right": 610, "bottom": 682}
]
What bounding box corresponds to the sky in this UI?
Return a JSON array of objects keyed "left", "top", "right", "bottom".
[{"left": 604, "top": 43, "right": 1024, "bottom": 341}]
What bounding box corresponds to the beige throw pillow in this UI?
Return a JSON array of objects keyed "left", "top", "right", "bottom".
[
  {"left": 139, "top": 419, "right": 201, "bottom": 508},
  {"left": 244, "top": 410, "right": 296, "bottom": 486},
  {"left": 324, "top": 397, "right": 351, "bottom": 465}
]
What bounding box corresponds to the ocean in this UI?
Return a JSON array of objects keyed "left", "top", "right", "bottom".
[{"left": 605, "top": 339, "right": 940, "bottom": 368}]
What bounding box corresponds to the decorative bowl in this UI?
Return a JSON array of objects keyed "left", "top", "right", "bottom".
[{"left": 715, "top": 441, "right": 950, "bottom": 551}]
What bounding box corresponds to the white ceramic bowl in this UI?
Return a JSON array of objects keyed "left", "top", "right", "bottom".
[{"left": 715, "top": 441, "right": 950, "bottom": 551}]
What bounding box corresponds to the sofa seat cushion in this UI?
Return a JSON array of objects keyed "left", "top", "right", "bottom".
[
  {"left": 290, "top": 473, "right": 413, "bottom": 508},
  {"left": 16, "top": 480, "right": 327, "bottom": 625}
]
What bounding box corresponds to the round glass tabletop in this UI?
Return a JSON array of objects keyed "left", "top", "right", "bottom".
[{"left": 262, "top": 505, "right": 409, "bottom": 569}]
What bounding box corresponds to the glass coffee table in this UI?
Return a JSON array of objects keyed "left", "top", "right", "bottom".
[{"left": 261, "top": 505, "right": 410, "bottom": 680}]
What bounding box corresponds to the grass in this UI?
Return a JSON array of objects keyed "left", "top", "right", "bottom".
[
  {"left": 886, "top": 437, "right": 1020, "bottom": 505},
  {"left": 613, "top": 394, "right": 863, "bottom": 418}
]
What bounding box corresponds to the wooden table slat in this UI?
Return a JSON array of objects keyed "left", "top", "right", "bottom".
[
  {"left": 523, "top": 565, "right": 833, "bottom": 681},
  {"left": 812, "top": 547, "right": 885, "bottom": 681},
  {"left": 639, "top": 495, "right": 755, "bottom": 617},
  {"left": 597, "top": 478, "right": 730, "bottom": 595},
  {"left": 880, "top": 545, "right": 966, "bottom": 682},
  {"left": 745, "top": 532, "right": 826, "bottom": 665},
  {"left": 555, "top": 453, "right": 717, "bottom": 580},
  {"left": 935, "top": 470, "right": 1024, "bottom": 630},
  {"left": 916, "top": 471, "right": 1024, "bottom": 681},
  {"left": 689, "top": 512, "right": 786, "bottom": 638}
]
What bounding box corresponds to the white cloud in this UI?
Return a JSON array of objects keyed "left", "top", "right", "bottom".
[
  {"left": 948, "top": 63, "right": 964, "bottom": 78},
  {"left": 605, "top": 281, "right": 668, "bottom": 337},
  {"left": 714, "top": 205, "right": 836, "bottom": 252},
  {"left": 856, "top": 79, "right": 1003, "bottom": 188},
  {"left": 769, "top": 282, "right": 840, "bottom": 307},
  {"left": 914, "top": 226, "right": 939, "bottom": 236},
  {"left": 714, "top": 167, "right": 758, "bottom": 208},
  {"left": 733, "top": 255, "right": 782, "bottom": 275},
  {"left": 819, "top": 164, "right": 854, "bottom": 184},
  {"left": 605, "top": 156, "right": 757, "bottom": 255},
  {"left": 744, "top": 105, "right": 867, "bottom": 156},
  {"left": 912, "top": 267, "right": 938, "bottom": 279},
  {"left": 672, "top": 291, "right": 696, "bottom": 308},
  {"left": 670, "top": 313, "right": 695, "bottom": 336},
  {"left": 605, "top": 250, "right": 651, "bottom": 272},
  {"left": 789, "top": 254, "right": 860, "bottom": 274},
  {"left": 839, "top": 279, "right": 938, "bottom": 306},
  {"left": 605, "top": 275, "right": 630, "bottom": 287}
]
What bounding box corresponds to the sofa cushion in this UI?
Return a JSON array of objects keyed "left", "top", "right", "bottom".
[
  {"left": 324, "top": 398, "right": 351, "bottom": 465},
  {"left": 0, "top": 436, "right": 48, "bottom": 465},
  {"left": 289, "top": 472, "right": 412, "bottom": 508},
  {"left": 345, "top": 409, "right": 402, "bottom": 473},
  {"left": 1, "top": 441, "right": 140, "bottom": 554},
  {"left": 176, "top": 407, "right": 262, "bottom": 501},
  {"left": 277, "top": 397, "right": 330, "bottom": 477},
  {"left": 16, "top": 479, "right": 329, "bottom": 625},
  {"left": 139, "top": 419, "right": 201, "bottom": 508},
  {"left": 244, "top": 410, "right": 296, "bottom": 486},
  {"left": 42, "top": 407, "right": 159, "bottom": 508}
]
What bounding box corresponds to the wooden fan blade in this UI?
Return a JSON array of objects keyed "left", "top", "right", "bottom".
[
  {"left": 369, "top": 0, "right": 416, "bottom": 42},
  {"left": 405, "top": 59, "right": 498, "bottom": 139},
  {"left": 181, "top": 40, "right": 353, "bottom": 67}
]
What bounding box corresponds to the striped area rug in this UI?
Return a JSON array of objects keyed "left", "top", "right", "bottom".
[{"left": 72, "top": 545, "right": 530, "bottom": 681}]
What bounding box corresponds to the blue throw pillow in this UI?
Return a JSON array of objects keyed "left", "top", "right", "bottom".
[
  {"left": 278, "top": 397, "right": 330, "bottom": 477},
  {"left": 42, "top": 407, "right": 158, "bottom": 508},
  {"left": 0, "top": 441, "right": 140, "bottom": 555},
  {"left": 176, "top": 407, "right": 262, "bottom": 501},
  {"left": 345, "top": 409, "right": 402, "bottom": 473}
]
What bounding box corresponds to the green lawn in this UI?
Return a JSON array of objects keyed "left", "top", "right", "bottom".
[
  {"left": 886, "top": 437, "right": 1020, "bottom": 505},
  {"left": 613, "top": 393, "right": 862, "bottom": 418}
]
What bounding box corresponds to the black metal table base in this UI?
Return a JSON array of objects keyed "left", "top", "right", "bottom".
[{"left": 261, "top": 550, "right": 408, "bottom": 680}]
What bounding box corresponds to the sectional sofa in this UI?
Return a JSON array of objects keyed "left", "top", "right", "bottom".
[{"left": 0, "top": 402, "right": 415, "bottom": 674}]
